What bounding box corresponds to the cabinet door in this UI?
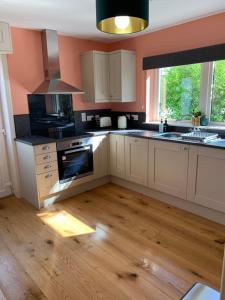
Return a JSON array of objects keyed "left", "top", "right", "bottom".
[
  {"left": 93, "top": 135, "right": 109, "bottom": 179},
  {"left": 187, "top": 146, "right": 225, "bottom": 213},
  {"left": 0, "top": 22, "right": 12, "bottom": 53},
  {"left": 125, "top": 137, "right": 148, "bottom": 186},
  {"left": 149, "top": 141, "right": 189, "bottom": 199},
  {"left": 121, "top": 51, "right": 136, "bottom": 102},
  {"left": 37, "top": 171, "right": 59, "bottom": 199},
  {"left": 109, "top": 52, "right": 121, "bottom": 101},
  {"left": 110, "top": 134, "right": 125, "bottom": 178},
  {"left": 94, "top": 53, "right": 110, "bottom": 102}
]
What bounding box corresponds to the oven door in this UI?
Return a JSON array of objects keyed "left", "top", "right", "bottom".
[{"left": 57, "top": 145, "right": 93, "bottom": 183}]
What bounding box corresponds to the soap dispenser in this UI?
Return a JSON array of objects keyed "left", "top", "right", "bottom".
[{"left": 159, "top": 119, "right": 164, "bottom": 133}]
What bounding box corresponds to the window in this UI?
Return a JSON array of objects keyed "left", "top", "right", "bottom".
[
  {"left": 159, "top": 64, "right": 201, "bottom": 120},
  {"left": 210, "top": 60, "right": 225, "bottom": 122},
  {"left": 148, "top": 59, "right": 225, "bottom": 124}
]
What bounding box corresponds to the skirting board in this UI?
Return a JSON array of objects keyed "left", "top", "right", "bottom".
[
  {"left": 43, "top": 176, "right": 110, "bottom": 207},
  {"left": 111, "top": 176, "right": 225, "bottom": 226}
]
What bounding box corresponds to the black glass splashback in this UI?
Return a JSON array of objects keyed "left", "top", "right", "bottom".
[{"left": 28, "top": 94, "right": 75, "bottom": 137}]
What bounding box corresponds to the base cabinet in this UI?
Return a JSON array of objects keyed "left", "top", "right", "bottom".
[
  {"left": 148, "top": 140, "right": 189, "bottom": 199},
  {"left": 188, "top": 146, "right": 225, "bottom": 213},
  {"left": 110, "top": 134, "right": 125, "bottom": 179},
  {"left": 93, "top": 135, "right": 109, "bottom": 179},
  {"left": 125, "top": 136, "right": 148, "bottom": 186}
]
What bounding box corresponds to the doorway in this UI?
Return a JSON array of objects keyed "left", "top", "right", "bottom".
[{"left": 0, "top": 90, "right": 11, "bottom": 197}]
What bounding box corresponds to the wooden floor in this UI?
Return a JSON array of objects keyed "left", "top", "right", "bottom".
[{"left": 0, "top": 183, "right": 225, "bottom": 300}]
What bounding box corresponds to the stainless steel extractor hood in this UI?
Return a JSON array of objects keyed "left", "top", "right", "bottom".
[{"left": 33, "top": 29, "right": 84, "bottom": 95}]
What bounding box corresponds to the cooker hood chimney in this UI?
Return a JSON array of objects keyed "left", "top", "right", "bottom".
[{"left": 33, "top": 29, "right": 84, "bottom": 95}]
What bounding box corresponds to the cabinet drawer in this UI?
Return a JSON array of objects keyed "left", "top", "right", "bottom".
[
  {"left": 36, "top": 161, "right": 58, "bottom": 175},
  {"left": 34, "top": 143, "right": 56, "bottom": 155},
  {"left": 37, "top": 171, "right": 59, "bottom": 198},
  {"left": 35, "top": 152, "right": 57, "bottom": 165},
  {"left": 127, "top": 136, "right": 148, "bottom": 146}
]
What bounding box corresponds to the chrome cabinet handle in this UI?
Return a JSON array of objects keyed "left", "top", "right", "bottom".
[
  {"left": 43, "top": 155, "right": 50, "bottom": 160},
  {"left": 42, "top": 145, "right": 50, "bottom": 150},
  {"left": 45, "top": 174, "right": 52, "bottom": 179}
]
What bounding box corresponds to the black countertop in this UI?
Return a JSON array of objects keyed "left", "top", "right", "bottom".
[{"left": 16, "top": 129, "right": 225, "bottom": 150}]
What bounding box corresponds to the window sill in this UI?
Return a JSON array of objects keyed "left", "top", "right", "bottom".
[{"left": 144, "top": 121, "right": 225, "bottom": 131}]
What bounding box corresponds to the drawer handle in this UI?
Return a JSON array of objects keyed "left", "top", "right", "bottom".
[
  {"left": 42, "top": 146, "right": 50, "bottom": 150},
  {"left": 45, "top": 174, "right": 52, "bottom": 179},
  {"left": 43, "top": 155, "right": 50, "bottom": 160}
]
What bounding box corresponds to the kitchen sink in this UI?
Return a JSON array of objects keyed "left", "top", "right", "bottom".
[{"left": 156, "top": 132, "right": 182, "bottom": 139}]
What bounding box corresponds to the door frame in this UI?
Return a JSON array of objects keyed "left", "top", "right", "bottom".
[{"left": 0, "top": 54, "right": 21, "bottom": 198}]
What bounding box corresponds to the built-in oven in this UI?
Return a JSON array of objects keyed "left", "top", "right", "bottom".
[{"left": 57, "top": 137, "right": 93, "bottom": 183}]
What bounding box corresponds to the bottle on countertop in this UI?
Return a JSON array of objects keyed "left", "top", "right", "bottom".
[
  {"left": 159, "top": 118, "right": 164, "bottom": 133},
  {"left": 163, "top": 119, "right": 169, "bottom": 132}
]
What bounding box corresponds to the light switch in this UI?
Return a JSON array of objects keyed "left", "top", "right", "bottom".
[
  {"left": 132, "top": 114, "right": 139, "bottom": 121},
  {"left": 81, "top": 113, "right": 86, "bottom": 122},
  {"left": 87, "top": 115, "right": 94, "bottom": 121}
]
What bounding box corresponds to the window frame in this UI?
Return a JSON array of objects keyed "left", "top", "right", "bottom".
[{"left": 150, "top": 60, "right": 225, "bottom": 125}]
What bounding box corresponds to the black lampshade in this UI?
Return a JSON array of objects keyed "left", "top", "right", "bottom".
[{"left": 96, "top": 0, "right": 149, "bottom": 35}]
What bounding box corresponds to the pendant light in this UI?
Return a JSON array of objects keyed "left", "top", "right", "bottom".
[{"left": 96, "top": 0, "right": 149, "bottom": 35}]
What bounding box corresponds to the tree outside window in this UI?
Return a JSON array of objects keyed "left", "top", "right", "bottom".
[{"left": 154, "top": 60, "right": 225, "bottom": 123}]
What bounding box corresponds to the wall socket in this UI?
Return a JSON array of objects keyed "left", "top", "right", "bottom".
[
  {"left": 87, "top": 115, "right": 94, "bottom": 121},
  {"left": 132, "top": 114, "right": 139, "bottom": 121},
  {"left": 81, "top": 113, "right": 86, "bottom": 122}
]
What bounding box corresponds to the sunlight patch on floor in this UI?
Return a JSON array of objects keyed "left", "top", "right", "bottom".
[{"left": 37, "top": 210, "right": 95, "bottom": 237}]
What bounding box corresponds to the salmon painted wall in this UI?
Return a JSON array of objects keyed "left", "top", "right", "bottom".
[
  {"left": 7, "top": 12, "right": 225, "bottom": 115},
  {"left": 7, "top": 27, "right": 110, "bottom": 115},
  {"left": 109, "top": 12, "right": 225, "bottom": 112}
]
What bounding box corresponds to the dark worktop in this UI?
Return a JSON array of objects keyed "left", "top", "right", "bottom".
[{"left": 16, "top": 129, "right": 225, "bottom": 150}]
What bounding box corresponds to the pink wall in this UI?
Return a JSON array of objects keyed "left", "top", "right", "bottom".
[
  {"left": 7, "top": 12, "right": 225, "bottom": 115},
  {"left": 109, "top": 12, "right": 225, "bottom": 112},
  {"left": 7, "top": 27, "right": 111, "bottom": 115}
]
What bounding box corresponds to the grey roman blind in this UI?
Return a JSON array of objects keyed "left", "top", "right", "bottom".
[{"left": 143, "top": 43, "right": 225, "bottom": 70}]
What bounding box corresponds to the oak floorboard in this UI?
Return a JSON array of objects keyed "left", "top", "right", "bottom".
[{"left": 0, "top": 183, "right": 224, "bottom": 300}]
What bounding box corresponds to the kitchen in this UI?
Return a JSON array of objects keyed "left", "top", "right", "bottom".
[{"left": 0, "top": 1, "right": 225, "bottom": 299}]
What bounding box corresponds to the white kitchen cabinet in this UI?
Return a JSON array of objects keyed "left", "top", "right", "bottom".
[
  {"left": 16, "top": 141, "right": 59, "bottom": 208},
  {"left": 0, "top": 22, "right": 12, "bottom": 54},
  {"left": 81, "top": 51, "right": 110, "bottom": 103},
  {"left": 109, "top": 51, "right": 121, "bottom": 101},
  {"left": 109, "top": 50, "right": 136, "bottom": 102},
  {"left": 37, "top": 170, "right": 59, "bottom": 199},
  {"left": 125, "top": 136, "right": 148, "bottom": 186},
  {"left": 110, "top": 134, "right": 125, "bottom": 179},
  {"left": 148, "top": 140, "right": 189, "bottom": 199},
  {"left": 80, "top": 50, "right": 136, "bottom": 103},
  {"left": 93, "top": 135, "right": 109, "bottom": 179},
  {"left": 187, "top": 146, "right": 225, "bottom": 213}
]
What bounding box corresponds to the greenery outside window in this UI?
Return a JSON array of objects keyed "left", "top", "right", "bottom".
[{"left": 149, "top": 60, "right": 225, "bottom": 124}]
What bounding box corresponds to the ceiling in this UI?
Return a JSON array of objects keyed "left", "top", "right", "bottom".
[{"left": 0, "top": 0, "right": 225, "bottom": 42}]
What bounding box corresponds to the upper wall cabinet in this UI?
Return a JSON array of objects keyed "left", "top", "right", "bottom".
[
  {"left": 0, "top": 22, "right": 12, "bottom": 54},
  {"left": 81, "top": 51, "right": 110, "bottom": 103},
  {"left": 80, "top": 50, "right": 136, "bottom": 103},
  {"left": 109, "top": 50, "right": 136, "bottom": 102}
]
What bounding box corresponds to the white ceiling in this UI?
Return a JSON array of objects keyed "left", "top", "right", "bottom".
[{"left": 0, "top": 0, "right": 225, "bottom": 42}]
